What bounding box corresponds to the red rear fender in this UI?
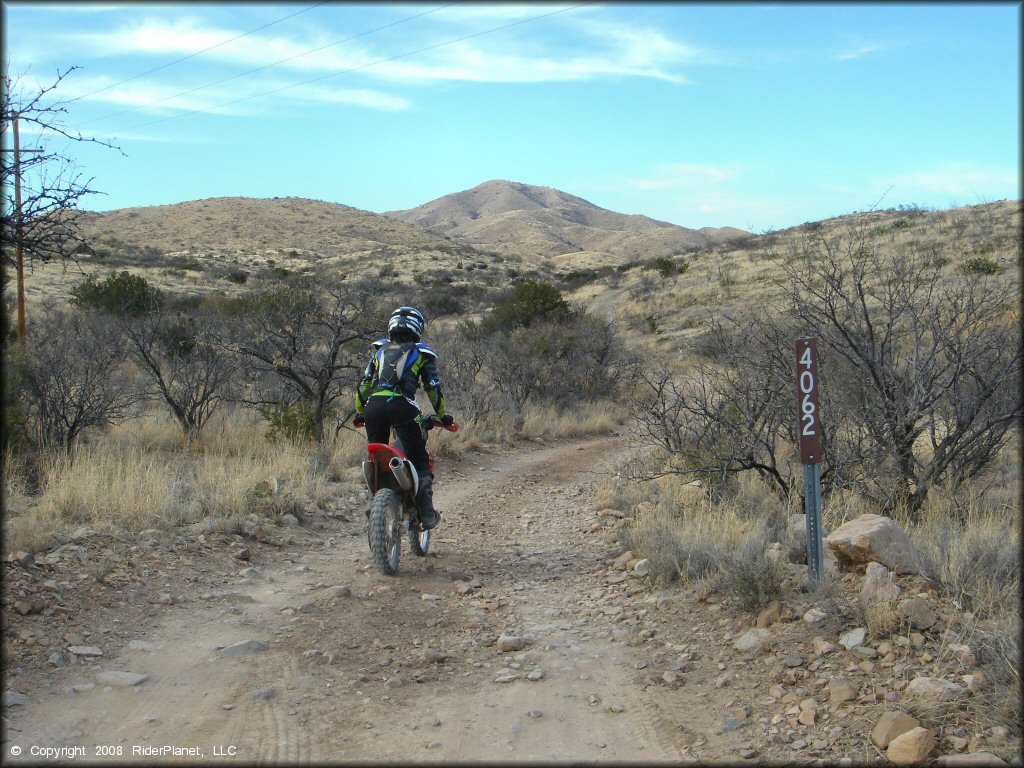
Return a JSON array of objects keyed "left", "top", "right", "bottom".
[{"left": 367, "top": 442, "right": 407, "bottom": 471}]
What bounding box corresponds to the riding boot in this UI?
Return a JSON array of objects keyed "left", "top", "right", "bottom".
[{"left": 416, "top": 474, "right": 440, "bottom": 530}]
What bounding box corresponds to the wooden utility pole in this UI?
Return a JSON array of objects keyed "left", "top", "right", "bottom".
[{"left": 13, "top": 111, "right": 27, "bottom": 342}]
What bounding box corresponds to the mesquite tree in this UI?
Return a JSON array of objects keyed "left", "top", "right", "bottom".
[{"left": 230, "top": 283, "right": 376, "bottom": 444}]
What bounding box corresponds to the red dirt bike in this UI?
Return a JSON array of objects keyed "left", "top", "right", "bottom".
[{"left": 356, "top": 415, "right": 460, "bottom": 576}]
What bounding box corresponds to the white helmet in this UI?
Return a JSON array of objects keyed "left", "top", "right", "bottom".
[{"left": 388, "top": 306, "right": 425, "bottom": 341}]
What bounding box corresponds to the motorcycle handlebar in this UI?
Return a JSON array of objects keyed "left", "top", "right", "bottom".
[{"left": 423, "top": 415, "right": 461, "bottom": 433}]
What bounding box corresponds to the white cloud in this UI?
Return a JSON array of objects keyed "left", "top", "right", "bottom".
[
  {"left": 833, "top": 43, "right": 886, "bottom": 61},
  {"left": 428, "top": 3, "right": 587, "bottom": 24},
  {"left": 62, "top": 75, "right": 258, "bottom": 116},
  {"left": 60, "top": 8, "right": 701, "bottom": 86},
  {"left": 283, "top": 84, "right": 409, "bottom": 111},
  {"left": 887, "top": 165, "right": 1019, "bottom": 197},
  {"left": 627, "top": 163, "right": 738, "bottom": 191}
]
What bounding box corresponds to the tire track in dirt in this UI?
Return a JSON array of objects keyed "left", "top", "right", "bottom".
[{"left": 5, "top": 434, "right": 736, "bottom": 763}]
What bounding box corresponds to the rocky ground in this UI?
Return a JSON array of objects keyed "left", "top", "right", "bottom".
[{"left": 2, "top": 436, "right": 1019, "bottom": 765}]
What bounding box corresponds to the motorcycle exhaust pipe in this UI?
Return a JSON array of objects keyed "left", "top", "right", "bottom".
[{"left": 388, "top": 457, "right": 414, "bottom": 492}]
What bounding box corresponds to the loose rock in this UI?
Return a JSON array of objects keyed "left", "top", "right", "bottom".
[
  {"left": 871, "top": 711, "right": 920, "bottom": 748},
  {"left": 829, "top": 677, "right": 858, "bottom": 705},
  {"left": 898, "top": 597, "right": 937, "bottom": 630},
  {"left": 222, "top": 639, "right": 268, "bottom": 657},
  {"left": 906, "top": 677, "right": 967, "bottom": 702},
  {"left": 68, "top": 645, "right": 103, "bottom": 657},
  {"left": 839, "top": 627, "right": 867, "bottom": 650},
  {"left": 935, "top": 753, "right": 1008, "bottom": 766},
  {"left": 95, "top": 671, "right": 148, "bottom": 687},
  {"left": 733, "top": 628, "right": 771, "bottom": 652},
  {"left": 497, "top": 635, "right": 528, "bottom": 652},
  {"left": 886, "top": 726, "right": 935, "bottom": 765},
  {"left": 2, "top": 691, "right": 28, "bottom": 707}
]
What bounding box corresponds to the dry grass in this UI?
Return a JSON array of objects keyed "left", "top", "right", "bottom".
[
  {"left": 2, "top": 396, "right": 623, "bottom": 555},
  {"left": 439, "top": 401, "right": 626, "bottom": 453},
  {"left": 611, "top": 463, "right": 787, "bottom": 607},
  {"left": 860, "top": 578, "right": 903, "bottom": 639},
  {"left": 1, "top": 408, "right": 333, "bottom": 553}
]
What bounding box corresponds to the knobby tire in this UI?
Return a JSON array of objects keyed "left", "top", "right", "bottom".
[{"left": 369, "top": 488, "right": 401, "bottom": 576}]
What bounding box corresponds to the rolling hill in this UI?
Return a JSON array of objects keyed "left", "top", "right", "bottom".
[{"left": 74, "top": 196, "right": 450, "bottom": 258}]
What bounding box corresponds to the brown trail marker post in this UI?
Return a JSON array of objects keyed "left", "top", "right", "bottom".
[{"left": 795, "top": 337, "right": 824, "bottom": 585}]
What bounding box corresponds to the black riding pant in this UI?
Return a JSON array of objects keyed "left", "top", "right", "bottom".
[{"left": 363, "top": 396, "right": 431, "bottom": 478}]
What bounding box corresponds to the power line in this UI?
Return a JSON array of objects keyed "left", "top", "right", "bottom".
[
  {"left": 72, "top": 3, "right": 328, "bottom": 103},
  {"left": 77, "top": 2, "right": 458, "bottom": 128},
  {"left": 98, "top": 2, "right": 594, "bottom": 138}
]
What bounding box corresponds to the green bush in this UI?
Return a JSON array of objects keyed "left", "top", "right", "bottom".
[
  {"left": 262, "top": 401, "right": 315, "bottom": 443},
  {"left": 653, "top": 257, "right": 688, "bottom": 277},
  {"left": 959, "top": 256, "right": 1001, "bottom": 276},
  {"left": 70, "top": 270, "right": 163, "bottom": 316},
  {"left": 485, "top": 279, "right": 572, "bottom": 332}
]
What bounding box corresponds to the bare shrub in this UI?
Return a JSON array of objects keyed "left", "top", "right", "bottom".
[
  {"left": 775, "top": 232, "right": 1022, "bottom": 513},
  {"left": 860, "top": 579, "right": 903, "bottom": 639},
  {"left": 636, "top": 220, "right": 1022, "bottom": 516},
  {"left": 619, "top": 504, "right": 724, "bottom": 585},
  {"left": 11, "top": 305, "right": 141, "bottom": 452},
  {"left": 909, "top": 494, "right": 1020, "bottom": 617},
  {"left": 120, "top": 308, "right": 238, "bottom": 439}
]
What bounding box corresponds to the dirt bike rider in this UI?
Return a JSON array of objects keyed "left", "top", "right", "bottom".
[{"left": 353, "top": 306, "right": 453, "bottom": 530}]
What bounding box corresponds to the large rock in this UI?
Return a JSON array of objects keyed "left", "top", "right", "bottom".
[
  {"left": 824, "top": 514, "right": 920, "bottom": 574},
  {"left": 886, "top": 727, "right": 935, "bottom": 765},
  {"left": 871, "top": 710, "right": 920, "bottom": 748},
  {"left": 733, "top": 629, "right": 771, "bottom": 653}
]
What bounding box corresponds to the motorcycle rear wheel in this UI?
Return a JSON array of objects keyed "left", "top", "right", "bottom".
[{"left": 368, "top": 488, "right": 401, "bottom": 576}]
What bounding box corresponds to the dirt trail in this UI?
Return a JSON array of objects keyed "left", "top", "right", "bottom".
[{"left": 4, "top": 436, "right": 748, "bottom": 764}]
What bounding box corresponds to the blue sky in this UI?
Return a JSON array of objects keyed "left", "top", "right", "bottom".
[{"left": 2, "top": 2, "right": 1020, "bottom": 232}]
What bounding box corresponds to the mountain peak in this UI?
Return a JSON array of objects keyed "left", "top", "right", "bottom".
[{"left": 385, "top": 181, "right": 747, "bottom": 259}]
